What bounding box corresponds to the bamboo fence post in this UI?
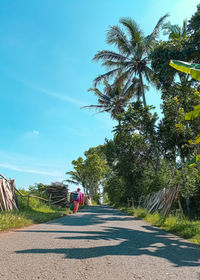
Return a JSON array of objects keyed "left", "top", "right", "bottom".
[
  {"left": 178, "top": 198, "right": 184, "bottom": 216},
  {"left": 0, "top": 181, "right": 7, "bottom": 210}
]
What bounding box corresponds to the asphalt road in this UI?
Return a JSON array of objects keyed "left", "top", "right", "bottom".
[{"left": 0, "top": 205, "right": 199, "bottom": 280}]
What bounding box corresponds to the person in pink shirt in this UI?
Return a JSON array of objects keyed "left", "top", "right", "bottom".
[{"left": 71, "top": 188, "right": 83, "bottom": 213}]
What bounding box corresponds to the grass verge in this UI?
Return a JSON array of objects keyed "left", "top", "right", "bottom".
[
  {"left": 118, "top": 206, "right": 200, "bottom": 245},
  {"left": 91, "top": 200, "right": 100, "bottom": 206},
  {"left": 0, "top": 198, "right": 71, "bottom": 232}
]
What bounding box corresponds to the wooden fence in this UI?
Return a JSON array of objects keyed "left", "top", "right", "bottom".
[
  {"left": 0, "top": 174, "right": 18, "bottom": 211},
  {"left": 143, "top": 186, "right": 179, "bottom": 216},
  {"left": 127, "top": 187, "right": 180, "bottom": 216},
  {"left": 0, "top": 174, "right": 70, "bottom": 211},
  {"left": 15, "top": 188, "right": 49, "bottom": 207}
]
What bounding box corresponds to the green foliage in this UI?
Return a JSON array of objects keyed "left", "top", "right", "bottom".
[
  {"left": 0, "top": 192, "right": 70, "bottom": 232},
  {"left": 150, "top": 39, "right": 191, "bottom": 89},
  {"left": 159, "top": 90, "right": 195, "bottom": 162},
  {"left": 103, "top": 102, "right": 164, "bottom": 203},
  {"left": 163, "top": 216, "right": 200, "bottom": 242},
  {"left": 178, "top": 166, "right": 200, "bottom": 198},
  {"left": 66, "top": 147, "right": 109, "bottom": 200},
  {"left": 188, "top": 4, "right": 200, "bottom": 62},
  {"left": 162, "top": 19, "right": 187, "bottom": 40},
  {"left": 102, "top": 192, "right": 110, "bottom": 204},
  {"left": 133, "top": 207, "right": 148, "bottom": 219},
  {"left": 93, "top": 15, "right": 168, "bottom": 107},
  {"left": 143, "top": 160, "right": 180, "bottom": 192},
  {"left": 0, "top": 211, "right": 32, "bottom": 231},
  {"left": 83, "top": 77, "right": 131, "bottom": 119},
  {"left": 29, "top": 183, "right": 48, "bottom": 199},
  {"left": 185, "top": 104, "right": 200, "bottom": 120},
  {"left": 150, "top": 14, "right": 199, "bottom": 90},
  {"left": 104, "top": 174, "right": 125, "bottom": 204},
  {"left": 103, "top": 99, "right": 200, "bottom": 207},
  {"left": 78, "top": 9, "right": 200, "bottom": 218},
  {"left": 0, "top": 207, "right": 70, "bottom": 232}
]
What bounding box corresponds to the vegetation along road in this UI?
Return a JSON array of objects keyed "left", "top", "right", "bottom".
[{"left": 0, "top": 206, "right": 199, "bottom": 280}]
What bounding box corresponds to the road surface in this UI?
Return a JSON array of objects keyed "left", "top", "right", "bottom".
[{"left": 0, "top": 205, "right": 199, "bottom": 280}]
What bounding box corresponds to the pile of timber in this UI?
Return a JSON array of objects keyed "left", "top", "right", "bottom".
[
  {"left": 46, "top": 182, "right": 69, "bottom": 207},
  {"left": 143, "top": 186, "right": 178, "bottom": 216},
  {"left": 0, "top": 174, "right": 18, "bottom": 211}
]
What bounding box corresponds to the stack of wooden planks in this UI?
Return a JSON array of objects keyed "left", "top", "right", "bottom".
[
  {"left": 143, "top": 186, "right": 178, "bottom": 216},
  {"left": 0, "top": 174, "right": 18, "bottom": 211},
  {"left": 46, "top": 182, "right": 69, "bottom": 208}
]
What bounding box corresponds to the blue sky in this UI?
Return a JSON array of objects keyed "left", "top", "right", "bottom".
[{"left": 0, "top": 0, "right": 199, "bottom": 190}]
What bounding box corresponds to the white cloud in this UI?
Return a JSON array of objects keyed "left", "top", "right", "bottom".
[
  {"left": 10, "top": 77, "right": 116, "bottom": 128},
  {"left": 0, "top": 163, "right": 63, "bottom": 178},
  {"left": 0, "top": 150, "right": 70, "bottom": 183},
  {"left": 0, "top": 150, "right": 70, "bottom": 170},
  {"left": 30, "top": 84, "right": 87, "bottom": 107}
]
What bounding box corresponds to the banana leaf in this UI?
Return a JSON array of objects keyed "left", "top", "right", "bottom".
[{"left": 169, "top": 60, "right": 200, "bottom": 81}]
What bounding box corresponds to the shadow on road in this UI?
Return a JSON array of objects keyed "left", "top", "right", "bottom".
[{"left": 16, "top": 206, "right": 200, "bottom": 267}]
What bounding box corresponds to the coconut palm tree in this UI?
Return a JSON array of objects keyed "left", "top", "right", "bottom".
[
  {"left": 93, "top": 15, "right": 168, "bottom": 107},
  {"left": 83, "top": 74, "right": 141, "bottom": 119},
  {"left": 66, "top": 170, "right": 88, "bottom": 194},
  {"left": 162, "top": 19, "right": 187, "bottom": 40}
]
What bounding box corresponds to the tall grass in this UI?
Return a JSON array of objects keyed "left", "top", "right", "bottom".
[
  {"left": 119, "top": 206, "right": 200, "bottom": 245},
  {"left": 0, "top": 196, "right": 71, "bottom": 232}
]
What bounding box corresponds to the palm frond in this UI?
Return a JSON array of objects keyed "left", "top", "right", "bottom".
[
  {"left": 120, "top": 17, "right": 143, "bottom": 46},
  {"left": 88, "top": 87, "right": 110, "bottom": 101},
  {"left": 103, "top": 78, "right": 112, "bottom": 92},
  {"left": 146, "top": 14, "right": 169, "bottom": 46},
  {"left": 143, "top": 66, "right": 154, "bottom": 84},
  {"left": 82, "top": 104, "right": 114, "bottom": 116},
  {"left": 106, "top": 25, "right": 132, "bottom": 55},
  {"left": 182, "top": 19, "right": 187, "bottom": 37},
  {"left": 93, "top": 68, "right": 121, "bottom": 86},
  {"left": 122, "top": 71, "right": 135, "bottom": 94},
  {"left": 132, "top": 77, "right": 143, "bottom": 101},
  {"left": 112, "top": 69, "right": 132, "bottom": 89},
  {"left": 65, "top": 179, "right": 79, "bottom": 185},
  {"left": 92, "top": 16, "right": 165, "bottom": 109},
  {"left": 99, "top": 108, "right": 112, "bottom": 114},
  {"left": 134, "top": 43, "right": 145, "bottom": 60},
  {"left": 93, "top": 50, "right": 127, "bottom": 63},
  {"left": 102, "top": 60, "right": 129, "bottom": 69},
  {"left": 162, "top": 18, "right": 187, "bottom": 40},
  {"left": 81, "top": 104, "right": 105, "bottom": 109},
  {"left": 162, "top": 21, "right": 173, "bottom": 36},
  {"left": 123, "top": 82, "right": 138, "bottom": 101},
  {"left": 66, "top": 171, "right": 78, "bottom": 177}
]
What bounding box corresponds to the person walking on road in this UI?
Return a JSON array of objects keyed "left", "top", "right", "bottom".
[{"left": 70, "top": 188, "right": 83, "bottom": 213}]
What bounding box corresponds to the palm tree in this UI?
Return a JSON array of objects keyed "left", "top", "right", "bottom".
[
  {"left": 162, "top": 19, "right": 187, "bottom": 40},
  {"left": 83, "top": 75, "right": 140, "bottom": 119},
  {"left": 66, "top": 170, "right": 88, "bottom": 194},
  {"left": 93, "top": 15, "right": 168, "bottom": 107}
]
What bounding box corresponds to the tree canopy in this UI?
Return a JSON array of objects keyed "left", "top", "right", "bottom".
[{"left": 66, "top": 5, "right": 200, "bottom": 216}]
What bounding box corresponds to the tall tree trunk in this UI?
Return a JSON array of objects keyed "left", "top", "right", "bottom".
[
  {"left": 178, "top": 144, "right": 190, "bottom": 215},
  {"left": 138, "top": 72, "right": 147, "bottom": 107},
  {"left": 196, "top": 144, "right": 200, "bottom": 173}
]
